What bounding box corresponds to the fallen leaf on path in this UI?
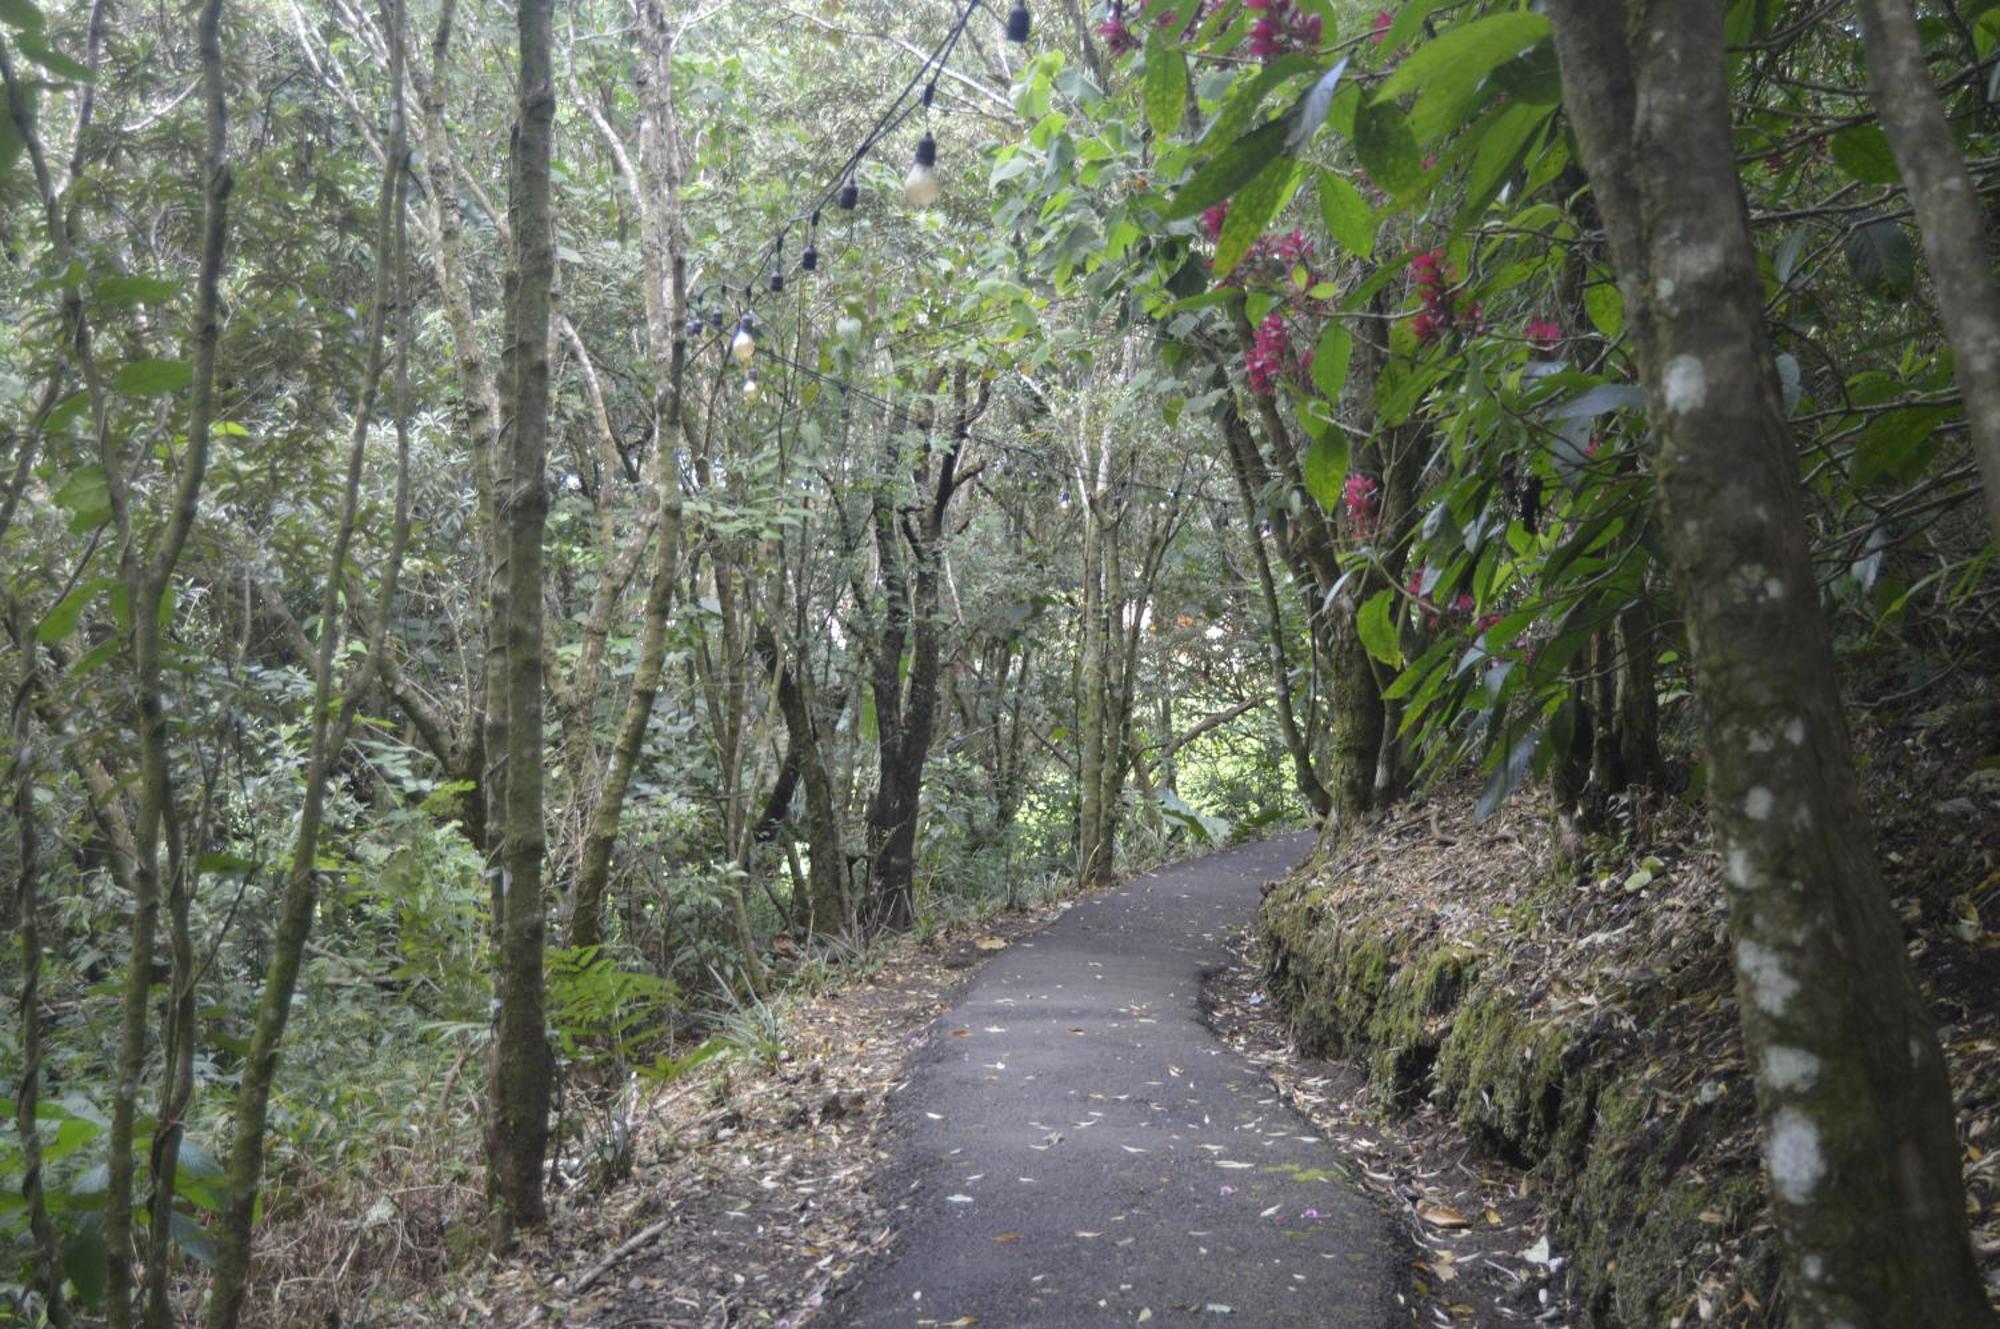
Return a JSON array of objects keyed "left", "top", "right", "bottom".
[
  {"left": 1418, "top": 1202, "right": 1470, "bottom": 1229},
  {"left": 974, "top": 938, "right": 1008, "bottom": 951},
  {"left": 993, "top": 1233, "right": 1022, "bottom": 1244}
]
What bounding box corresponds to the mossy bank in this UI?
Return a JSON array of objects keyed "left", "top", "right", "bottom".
[{"left": 1257, "top": 774, "right": 2000, "bottom": 1327}]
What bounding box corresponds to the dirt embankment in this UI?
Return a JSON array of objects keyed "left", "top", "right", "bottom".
[{"left": 1258, "top": 704, "right": 2000, "bottom": 1326}]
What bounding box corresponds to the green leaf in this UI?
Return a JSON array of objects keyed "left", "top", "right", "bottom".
[
  {"left": 95, "top": 274, "right": 181, "bottom": 306},
  {"left": 1197, "top": 53, "right": 1318, "bottom": 150},
  {"left": 113, "top": 357, "right": 193, "bottom": 396},
  {"left": 53, "top": 463, "right": 111, "bottom": 533},
  {"left": 1375, "top": 11, "right": 1551, "bottom": 118},
  {"left": 37, "top": 578, "right": 102, "bottom": 643},
  {"left": 0, "top": 79, "right": 31, "bottom": 178},
  {"left": 1316, "top": 172, "right": 1374, "bottom": 259},
  {"left": 1302, "top": 430, "right": 1348, "bottom": 509},
  {"left": 1213, "top": 157, "right": 1297, "bottom": 276},
  {"left": 1357, "top": 588, "right": 1404, "bottom": 668},
  {"left": 65, "top": 1224, "right": 109, "bottom": 1308},
  {"left": 15, "top": 29, "right": 93, "bottom": 81},
  {"left": 0, "top": 0, "right": 47, "bottom": 29},
  {"left": 1353, "top": 98, "right": 1422, "bottom": 196},
  {"left": 1460, "top": 100, "right": 1550, "bottom": 221},
  {"left": 1830, "top": 125, "right": 1900, "bottom": 185},
  {"left": 1164, "top": 115, "right": 1291, "bottom": 221},
  {"left": 1584, "top": 282, "right": 1624, "bottom": 339},
  {"left": 1843, "top": 214, "right": 1916, "bottom": 298},
  {"left": 1312, "top": 322, "right": 1352, "bottom": 402},
  {"left": 1144, "top": 40, "right": 1188, "bottom": 140}
]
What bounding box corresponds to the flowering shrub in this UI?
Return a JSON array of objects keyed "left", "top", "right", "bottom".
[
  {"left": 1344, "top": 474, "right": 1380, "bottom": 537},
  {"left": 1245, "top": 0, "right": 1322, "bottom": 60},
  {"left": 1409, "top": 247, "right": 1483, "bottom": 345}
]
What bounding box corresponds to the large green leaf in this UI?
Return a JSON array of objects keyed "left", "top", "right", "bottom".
[
  {"left": 1316, "top": 172, "right": 1374, "bottom": 259},
  {"left": 53, "top": 463, "right": 111, "bottom": 533},
  {"left": 0, "top": 0, "right": 45, "bottom": 28},
  {"left": 1460, "top": 100, "right": 1550, "bottom": 221},
  {"left": 1357, "top": 588, "right": 1404, "bottom": 668},
  {"left": 1302, "top": 429, "right": 1348, "bottom": 509},
  {"left": 1375, "top": 11, "right": 1551, "bottom": 118},
  {"left": 1312, "top": 322, "right": 1353, "bottom": 402},
  {"left": 1843, "top": 214, "right": 1916, "bottom": 298},
  {"left": 113, "top": 357, "right": 192, "bottom": 396},
  {"left": 1353, "top": 98, "right": 1422, "bottom": 195},
  {"left": 1163, "top": 115, "right": 1291, "bottom": 221},
  {"left": 1831, "top": 124, "right": 1899, "bottom": 185},
  {"left": 1212, "top": 157, "right": 1297, "bottom": 276},
  {"left": 1144, "top": 40, "right": 1188, "bottom": 139}
]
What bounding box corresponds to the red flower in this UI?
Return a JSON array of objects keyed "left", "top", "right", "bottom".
[
  {"left": 1371, "top": 9, "right": 1393, "bottom": 43},
  {"left": 1097, "top": 16, "right": 1139, "bottom": 54},
  {"left": 1200, "top": 201, "right": 1230, "bottom": 242},
  {"left": 1525, "top": 319, "right": 1562, "bottom": 354},
  {"left": 1343, "top": 474, "right": 1380, "bottom": 536}
]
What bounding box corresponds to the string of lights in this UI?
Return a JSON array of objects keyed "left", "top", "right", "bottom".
[{"left": 684, "top": 0, "right": 1032, "bottom": 407}]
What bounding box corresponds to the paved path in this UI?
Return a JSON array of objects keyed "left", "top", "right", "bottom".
[{"left": 826, "top": 837, "right": 1403, "bottom": 1328}]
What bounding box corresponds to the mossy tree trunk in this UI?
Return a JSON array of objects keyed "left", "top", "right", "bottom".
[
  {"left": 1548, "top": 4, "right": 1996, "bottom": 1321},
  {"left": 486, "top": 0, "right": 557, "bottom": 1248}
]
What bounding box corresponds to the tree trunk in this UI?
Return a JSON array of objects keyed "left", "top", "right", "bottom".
[
  {"left": 1856, "top": 0, "right": 2000, "bottom": 553},
  {"left": 487, "top": 0, "right": 557, "bottom": 1247},
  {"left": 8, "top": 605, "right": 70, "bottom": 1328},
  {"left": 206, "top": 12, "right": 412, "bottom": 1319},
  {"left": 1548, "top": 4, "right": 1995, "bottom": 1321}
]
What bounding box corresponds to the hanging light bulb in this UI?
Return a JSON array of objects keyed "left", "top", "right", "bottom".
[
  {"left": 838, "top": 169, "right": 860, "bottom": 210},
  {"left": 1006, "top": 0, "right": 1031, "bottom": 42},
  {"left": 708, "top": 308, "right": 724, "bottom": 331},
  {"left": 684, "top": 312, "right": 705, "bottom": 339},
  {"left": 802, "top": 242, "right": 818, "bottom": 271},
  {"left": 742, "top": 374, "right": 761, "bottom": 405},
  {"left": 770, "top": 268, "right": 785, "bottom": 293},
  {"left": 904, "top": 132, "right": 940, "bottom": 207},
  {"left": 731, "top": 315, "right": 755, "bottom": 367}
]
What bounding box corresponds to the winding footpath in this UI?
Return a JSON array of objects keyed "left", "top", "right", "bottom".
[{"left": 826, "top": 836, "right": 1403, "bottom": 1328}]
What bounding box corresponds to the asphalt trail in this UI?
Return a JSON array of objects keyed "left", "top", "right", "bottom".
[{"left": 826, "top": 836, "right": 1404, "bottom": 1328}]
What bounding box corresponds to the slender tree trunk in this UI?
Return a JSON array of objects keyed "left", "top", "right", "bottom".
[
  {"left": 1856, "top": 0, "right": 2000, "bottom": 552},
  {"left": 487, "top": 0, "right": 557, "bottom": 1244},
  {"left": 8, "top": 608, "right": 70, "bottom": 1329},
  {"left": 1216, "top": 394, "right": 1332, "bottom": 821},
  {"left": 1548, "top": 5, "right": 1995, "bottom": 1321},
  {"left": 205, "top": 9, "right": 412, "bottom": 1318},
  {"left": 100, "top": 2, "right": 231, "bottom": 1316}
]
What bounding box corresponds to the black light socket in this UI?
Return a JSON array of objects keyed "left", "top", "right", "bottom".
[
  {"left": 914, "top": 132, "right": 937, "bottom": 169},
  {"left": 838, "top": 174, "right": 859, "bottom": 209},
  {"left": 1006, "top": 0, "right": 1030, "bottom": 42},
  {"left": 802, "top": 244, "right": 818, "bottom": 271}
]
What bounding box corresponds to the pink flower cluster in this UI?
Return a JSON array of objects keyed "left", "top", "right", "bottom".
[
  {"left": 1525, "top": 319, "right": 1562, "bottom": 354},
  {"left": 1098, "top": 14, "right": 1139, "bottom": 53},
  {"left": 1409, "top": 248, "right": 1482, "bottom": 345},
  {"left": 1406, "top": 567, "right": 1475, "bottom": 628},
  {"left": 1371, "top": 9, "right": 1393, "bottom": 43},
  {"left": 1246, "top": 0, "right": 1322, "bottom": 59},
  {"left": 1200, "top": 201, "right": 1229, "bottom": 242},
  {"left": 1245, "top": 312, "right": 1304, "bottom": 396},
  {"left": 1343, "top": 474, "right": 1380, "bottom": 537}
]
